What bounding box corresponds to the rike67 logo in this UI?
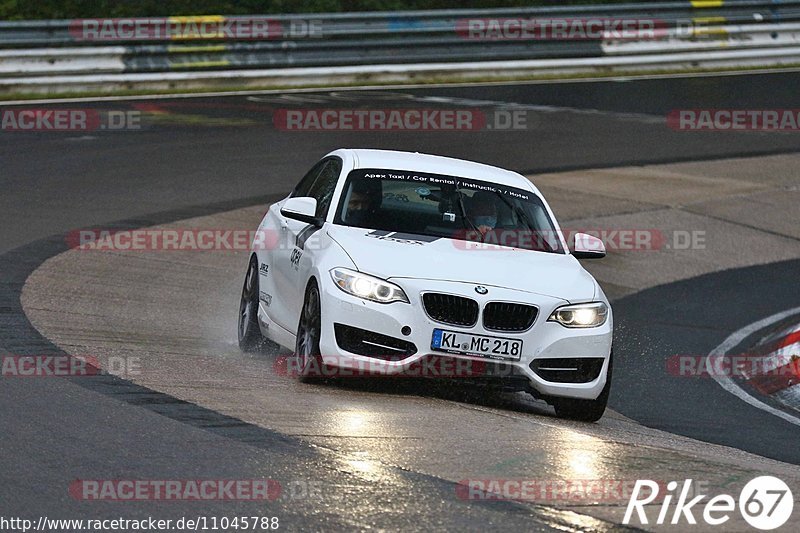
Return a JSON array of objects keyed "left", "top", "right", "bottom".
[{"left": 624, "top": 477, "right": 793, "bottom": 530}]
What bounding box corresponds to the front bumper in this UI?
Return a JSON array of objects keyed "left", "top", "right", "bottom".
[{"left": 318, "top": 276, "right": 612, "bottom": 400}]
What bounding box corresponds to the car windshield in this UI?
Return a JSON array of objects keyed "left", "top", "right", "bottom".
[{"left": 333, "top": 168, "right": 564, "bottom": 254}]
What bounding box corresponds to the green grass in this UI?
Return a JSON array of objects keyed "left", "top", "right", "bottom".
[{"left": 2, "top": 63, "right": 799, "bottom": 102}]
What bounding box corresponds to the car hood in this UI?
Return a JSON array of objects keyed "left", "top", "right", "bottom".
[{"left": 327, "top": 226, "right": 596, "bottom": 303}]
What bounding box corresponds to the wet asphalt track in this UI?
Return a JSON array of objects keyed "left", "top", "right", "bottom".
[
  {"left": 612, "top": 259, "right": 800, "bottom": 464},
  {"left": 2, "top": 71, "right": 800, "bottom": 527}
]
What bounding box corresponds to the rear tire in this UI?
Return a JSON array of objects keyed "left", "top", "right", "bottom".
[
  {"left": 294, "top": 280, "right": 324, "bottom": 383},
  {"left": 238, "top": 257, "right": 265, "bottom": 351},
  {"left": 551, "top": 352, "right": 612, "bottom": 422}
]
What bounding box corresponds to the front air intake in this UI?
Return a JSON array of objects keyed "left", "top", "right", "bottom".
[
  {"left": 530, "top": 358, "right": 605, "bottom": 383},
  {"left": 334, "top": 324, "right": 417, "bottom": 361}
]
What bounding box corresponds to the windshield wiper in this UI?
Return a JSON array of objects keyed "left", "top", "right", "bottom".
[{"left": 455, "top": 191, "right": 481, "bottom": 234}]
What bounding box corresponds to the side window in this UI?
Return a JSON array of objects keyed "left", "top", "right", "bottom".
[
  {"left": 306, "top": 158, "right": 343, "bottom": 218},
  {"left": 292, "top": 159, "right": 327, "bottom": 198}
]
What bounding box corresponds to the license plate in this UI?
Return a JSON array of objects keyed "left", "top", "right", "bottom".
[{"left": 431, "top": 329, "right": 522, "bottom": 361}]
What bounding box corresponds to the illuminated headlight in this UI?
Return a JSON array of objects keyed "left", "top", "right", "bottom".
[
  {"left": 548, "top": 302, "right": 608, "bottom": 328},
  {"left": 330, "top": 268, "right": 409, "bottom": 304}
]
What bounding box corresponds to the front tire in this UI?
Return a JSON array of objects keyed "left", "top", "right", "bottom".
[
  {"left": 550, "top": 352, "right": 612, "bottom": 422},
  {"left": 294, "top": 279, "right": 323, "bottom": 382},
  {"left": 238, "top": 257, "right": 265, "bottom": 351}
]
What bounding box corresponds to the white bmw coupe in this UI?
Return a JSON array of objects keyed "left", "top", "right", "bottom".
[{"left": 238, "top": 149, "right": 613, "bottom": 421}]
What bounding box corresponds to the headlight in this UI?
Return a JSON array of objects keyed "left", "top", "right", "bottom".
[
  {"left": 330, "top": 268, "right": 409, "bottom": 304},
  {"left": 548, "top": 302, "right": 608, "bottom": 328}
]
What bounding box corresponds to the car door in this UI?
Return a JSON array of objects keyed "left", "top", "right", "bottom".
[
  {"left": 268, "top": 158, "right": 326, "bottom": 331},
  {"left": 273, "top": 157, "right": 342, "bottom": 333}
]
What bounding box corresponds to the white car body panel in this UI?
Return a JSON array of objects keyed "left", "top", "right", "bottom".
[
  {"left": 250, "top": 149, "right": 613, "bottom": 401},
  {"left": 327, "top": 225, "right": 596, "bottom": 303}
]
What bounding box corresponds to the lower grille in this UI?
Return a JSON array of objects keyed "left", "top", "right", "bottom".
[
  {"left": 483, "top": 302, "right": 538, "bottom": 332},
  {"left": 530, "top": 358, "right": 605, "bottom": 383},
  {"left": 334, "top": 323, "right": 417, "bottom": 361},
  {"left": 408, "top": 355, "right": 532, "bottom": 390},
  {"left": 422, "top": 293, "right": 479, "bottom": 327}
]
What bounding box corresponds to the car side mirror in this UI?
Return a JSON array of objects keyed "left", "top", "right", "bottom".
[
  {"left": 280, "top": 197, "right": 323, "bottom": 228},
  {"left": 572, "top": 232, "right": 606, "bottom": 259}
]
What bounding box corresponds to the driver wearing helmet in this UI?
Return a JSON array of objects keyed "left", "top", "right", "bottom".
[{"left": 467, "top": 191, "right": 498, "bottom": 237}]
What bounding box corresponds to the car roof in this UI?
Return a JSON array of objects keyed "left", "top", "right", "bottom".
[{"left": 340, "top": 149, "right": 537, "bottom": 192}]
